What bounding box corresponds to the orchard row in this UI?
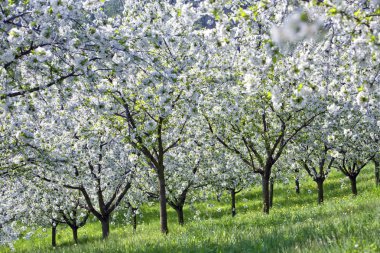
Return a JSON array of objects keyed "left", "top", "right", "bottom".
[{"left": 0, "top": 0, "right": 379, "bottom": 249}]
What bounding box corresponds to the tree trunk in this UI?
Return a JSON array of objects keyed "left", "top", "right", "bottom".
[
  {"left": 216, "top": 192, "right": 222, "bottom": 202},
  {"left": 295, "top": 178, "right": 300, "bottom": 194},
  {"left": 101, "top": 216, "right": 110, "bottom": 239},
  {"left": 262, "top": 175, "right": 270, "bottom": 214},
  {"left": 72, "top": 227, "right": 78, "bottom": 244},
  {"left": 132, "top": 208, "right": 137, "bottom": 232},
  {"left": 316, "top": 178, "right": 324, "bottom": 204},
  {"left": 52, "top": 225, "right": 57, "bottom": 247},
  {"left": 158, "top": 169, "right": 169, "bottom": 234},
  {"left": 175, "top": 206, "right": 184, "bottom": 225},
  {"left": 349, "top": 175, "right": 358, "bottom": 195},
  {"left": 374, "top": 158, "right": 380, "bottom": 187},
  {"left": 230, "top": 189, "right": 236, "bottom": 217},
  {"left": 269, "top": 178, "right": 274, "bottom": 208}
]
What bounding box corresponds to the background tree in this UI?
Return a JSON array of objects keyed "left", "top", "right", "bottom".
[{"left": 86, "top": 0, "right": 211, "bottom": 234}]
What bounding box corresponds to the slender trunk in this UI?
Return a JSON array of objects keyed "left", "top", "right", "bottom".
[
  {"left": 175, "top": 206, "right": 184, "bottom": 225},
  {"left": 132, "top": 208, "right": 137, "bottom": 232},
  {"left": 52, "top": 225, "right": 57, "bottom": 247},
  {"left": 316, "top": 178, "right": 324, "bottom": 204},
  {"left": 295, "top": 178, "right": 300, "bottom": 194},
  {"left": 231, "top": 189, "right": 236, "bottom": 217},
  {"left": 216, "top": 192, "right": 222, "bottom": 202},
  {"left": 262, "top": 175, "right": 270, "bottom": 214},
  {"left": 374, "top": 158, "right": 380, "bottom": 187},
  {"left": 158, "top": 169, "right": 169, "bottom": 234},
  {"left": 101, "top": 216, "right": 110, "bottom": 239},
  {"left": 72, "top": 227, "right": 78, "bottom": 244},
  {"left": 269, "top": 178, "right": 274, "bottom": 208},
  {"left": 349, "top": 176, "right": 358, "bottom": 195}
]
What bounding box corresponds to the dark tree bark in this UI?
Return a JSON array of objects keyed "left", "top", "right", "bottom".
[
  {"left": 295, "top": 178, "right": 300, "bottom": 194},
  {"left": 302, "top": 147, "right": 334, "bottom": 205},
  {"left": 337, "top": 156, "right": 374, "bottom": 196},
  {"left": 101, "top": 216, "right": 110, "bottom": 239},
  {"left": 374, "top": 158, "right": 380, "bottom": 187},
  {"left": 51, "top": 224, "right": 57, "bottom": 247},
  {"left": 168, "top": 187, "right": 189, "bottom": 226},
  {"left": 316, "top": 178, "right": 324, "bottom": 204},
  {"left": 59, "top": 206, "right": 88, "bottom": 245},
  {"left": 175, "top": 206, "right": 184, "bottom": 225},
  {"left": 269, "top": 177, "right": 274, "bottom": 208},
  {"left": 67, "top": 164, "right": 129, "bottom": 240},
  {"left": 349, "top": 175, "right": 358, "bottom": 196},
  {"left": 262, "top": 174, "right": 270, "bottom": 214},
  {"left": 157, "top": 168, "right": 169, "bottom": 234},
  {"left": 132, "top": 208, "right": 137, "bottom": 232},
  {"left": 230, "top": 189, "right": 236, "bottom": 217},
  {"left": 168, "top": 203, "right": 185, "bottom": 226},
  {"left": 72, "top": 227, "right": 78, "bottom": 244}
]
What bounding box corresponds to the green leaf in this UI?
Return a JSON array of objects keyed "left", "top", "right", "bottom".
[
  {"left": 300, "top": 12, "right": 309, "bottom": 22},
  {"left": 353, "top": 9, "right": 361, "bottom": 18},
  {"left": 297, "top": 83, "right": 303, "bottom": 92},
  {"left": 328, "top": 7, "right": 338, "bottom": 15},
  {"left": 212, "top": 9, "right": 220, "bottom": 21},
  {"left": 249, "top": 5, "right": 259, "bottom": 21},
  {"left": 239, "top": 8, "right": 249, "bottom": 20}
]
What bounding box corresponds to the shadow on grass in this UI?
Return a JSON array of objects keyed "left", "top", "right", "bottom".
[
  {"left": 6, "top": 168, "right": 378, "bottom": 253},
  {"left": 12, "top": 195, "right": 379, "bottom": 253},
  {"left": 43, "top": 197, "right": 379, "bottom": 253}
]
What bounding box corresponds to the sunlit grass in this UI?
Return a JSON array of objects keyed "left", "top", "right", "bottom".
[{"left": 2, "top": 165, "right": 379, "bottom": 253}]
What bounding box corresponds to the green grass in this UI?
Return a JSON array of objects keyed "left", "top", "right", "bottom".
[{"left": 2, "top": 166, "right": 380, "bottom": 253}]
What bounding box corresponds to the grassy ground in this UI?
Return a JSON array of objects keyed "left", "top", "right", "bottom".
[{"left": 2, "top": 166, "right": 380, "bottom": 253}]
